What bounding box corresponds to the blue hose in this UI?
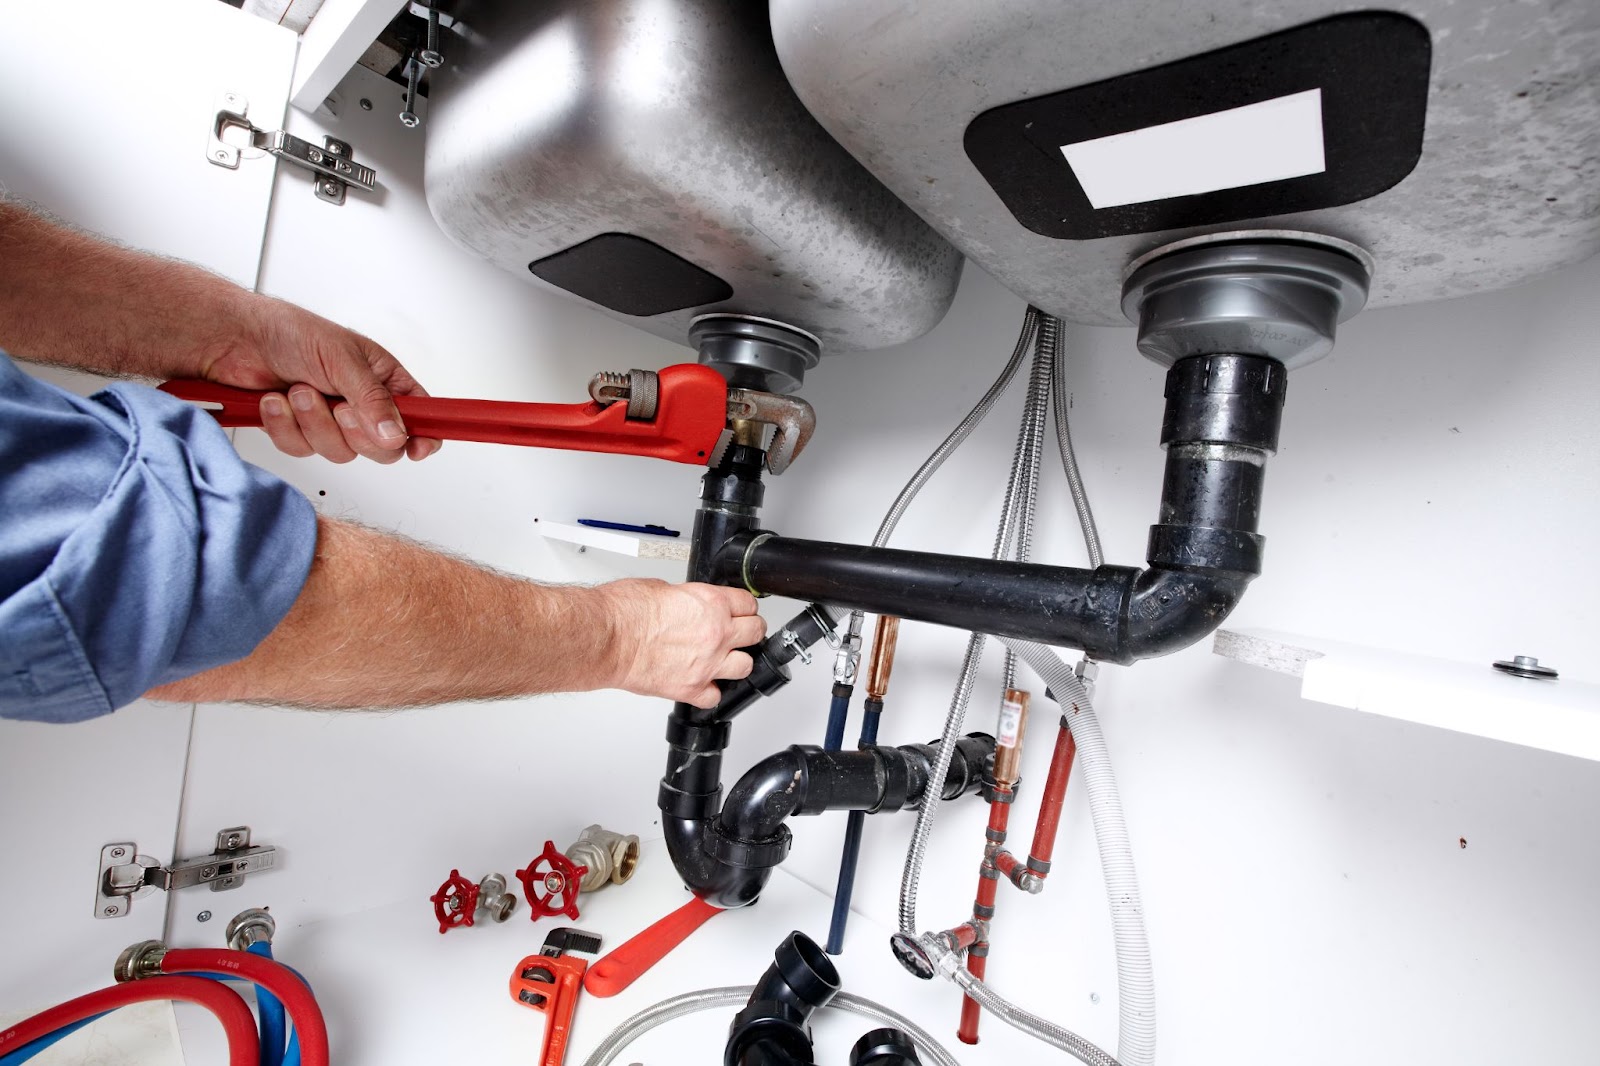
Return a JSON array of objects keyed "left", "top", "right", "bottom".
[
  {"left": 826, "top": 697, "right": 885, "bottom": 954},
  {"left": 247, "top": 941, "right": 288, "bottom": 1066},
  {"left": 0, "top": 953, "right": 315, "bottom": 1066}
]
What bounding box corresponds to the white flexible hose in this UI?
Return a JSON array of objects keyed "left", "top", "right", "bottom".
[
  {"left": 1000, "top": 639, "right": 1157, "bottom": 1066},
  {"left": 578, "top": 985, "right": 965, "bottom": 1066}
]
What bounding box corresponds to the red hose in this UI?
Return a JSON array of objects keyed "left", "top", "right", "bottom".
[
  {"left": 1028, "top": 723, "right": 1077, "bottom": 871},
  {"left": 160, "top": 948, "right": 328, "bottom": 1066},
  {"left": 0, "top": 976, "right": 257, "bottom": 1066}
]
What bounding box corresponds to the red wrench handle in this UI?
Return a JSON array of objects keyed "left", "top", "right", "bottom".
[
  {"left": 158, "top": 364, "right": 729, "bottom": 466},
  {"left": 582, "top": 896, "right": 723, "bottom": 998}
]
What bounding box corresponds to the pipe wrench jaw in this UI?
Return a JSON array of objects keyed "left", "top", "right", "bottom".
[{"left": 724, "top": 389, "right": 815, "bottom": 475}]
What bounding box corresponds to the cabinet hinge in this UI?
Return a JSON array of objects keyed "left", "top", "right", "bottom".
[
  {"left": 208, "top": 93, "right": 375, "bottom": 205},
  {"left": 95, "top": 826, "right": 278, "bottom": 919}
]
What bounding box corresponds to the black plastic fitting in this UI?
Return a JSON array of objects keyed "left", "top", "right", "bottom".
[
  {"left": 673, "top": 733, "right": 995, "bottom": 909},
  {"left": 726, "top": 931, "right": 840, "bottom": 1066},
  {"left": 851, "top": 1029, "right": 923, "bottom": 1066},
  {"left": 726, "top": 932, "right": 921, "bottom": 1066},
  {"left": 711, "top": 353, "right": 1287, "bottom": 664}
]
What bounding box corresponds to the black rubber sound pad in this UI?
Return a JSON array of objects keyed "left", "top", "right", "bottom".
[
  {"left": 964, "top": 11, "right": 1432, "bottom": 240},
  {"left": 529, "top": 233, "right": 734, "bottom": 317}
]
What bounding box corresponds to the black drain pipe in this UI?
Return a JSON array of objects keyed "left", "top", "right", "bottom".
[
  {"left": 659, "top": 442, "right": 995, "bottom": 909},
  {"left": 713, "top": 352, "right": 1284, "bottom": 665}
]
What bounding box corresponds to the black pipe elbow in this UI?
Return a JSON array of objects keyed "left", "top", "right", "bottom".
[
  {"left": 726, "top": 933, "right": 923, "bottom": 1066},
  {"left": 672, "top": 734, "right": 995, "bottom": 909},
  {"left": 1119, "top": 564, "right": 1251, "bottom": 661},
  {"left": 726, "top": 931, "right": 840, "bottom": 1066}
]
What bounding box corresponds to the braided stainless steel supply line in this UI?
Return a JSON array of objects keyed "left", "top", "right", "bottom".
[
  {"left": 835, "top": 308, "right": 1040, "bottom": 680},
  {"left": 578, "top": 986, "right": 964, "bottom": 1066},
  {"left": 918, "top": 933, "right": 1119, "bottom": 1066},
  {"left": 897, "top": 318, "right": 1053, "bottom": 935},
  {"left": 1047, "top": 313, "right": 1104, "bottom": 567}
]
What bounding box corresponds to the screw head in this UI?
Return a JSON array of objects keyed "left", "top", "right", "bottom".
[
  {"left": 197, "top": 910, "right": 213, "bottom": 922},
  {"left": 104, "top": 905, "right": 119, "bottom": 916},
  {"left": 201, "top": 865, "right": 217, "bottom": 879},
  {"left": 359, "top": 98, "right": 373, "bottom": 111},
  {"left": 325, "top": 142, "right": 343, "bottom": 156},
  {"left": 400, "top": 111, "right": 421, "bottom": 128},
  {"left": 321, "top": 180, "right": 342, "bottom": 195},
  {"left": 110, "top": 847, "right": 127, "bottom": 858}
]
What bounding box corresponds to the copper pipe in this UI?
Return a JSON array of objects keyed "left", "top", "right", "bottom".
[
  {"left": 991, "top": 689, "right": 1029, "bottom": 787},
  {"left": 1027, "top": 720, "right": 1078, "bottom": 876},
  {"left": 865, "top": 615, "right": 900, "bottom": 700}
]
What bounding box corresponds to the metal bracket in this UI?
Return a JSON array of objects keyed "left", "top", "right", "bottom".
[
  {"left": 95, "top": 826, "right": 278, "bottom": 919},
  {"left": 208, "top": 93, "right": 376, "bottom": 205}
]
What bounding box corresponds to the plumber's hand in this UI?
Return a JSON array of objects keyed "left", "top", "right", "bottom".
[
  {"left": 202, "top": 294, "right": 443, "bottom": 465},
  {"left": 599, "top": 580, "right": 766, "bottom": 708}
]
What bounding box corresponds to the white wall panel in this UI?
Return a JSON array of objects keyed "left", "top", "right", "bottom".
[
  {"left": 167, "top": 56, "right": 1600, "bottom": 1066},
  {"left": 0, "top": 0, "right": 295, "bottom": 1021}
]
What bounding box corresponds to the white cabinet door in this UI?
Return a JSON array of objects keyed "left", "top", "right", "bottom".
[{"left": 0, "top": 0, "right": 296, "bottom": 1014}]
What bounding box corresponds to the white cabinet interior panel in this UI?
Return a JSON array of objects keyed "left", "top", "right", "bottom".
[
  {"left": 0, "top": 0, "right": 295, "bottom": 1021},
  {"left": 0, "top": 0, "right": 294, "bottom": 289},
  {"left": 167, "top": 55, "right": 1600, "bottom": 1066}
]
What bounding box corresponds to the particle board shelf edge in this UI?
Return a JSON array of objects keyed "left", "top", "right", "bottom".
[
  {"left": 535, "top": 517, "right": 692, "bottom": 562},
  {"left": 1213, "top": 627, "right": 1600, "bottom": 763}
]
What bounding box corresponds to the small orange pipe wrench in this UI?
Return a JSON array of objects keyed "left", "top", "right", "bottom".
[{"left": 509, "top": 927, "right": 603, "bottom": 1066}]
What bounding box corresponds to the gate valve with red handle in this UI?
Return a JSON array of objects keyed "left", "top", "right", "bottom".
[
  {"left": 430, "top": 869, "right": 518, "bottom": 933},
  {"left": 516, "top": 842, "right": 589, "bottom": 922},
  {"left": 430, "top": 869, "right": 479, "bottom": 933}
]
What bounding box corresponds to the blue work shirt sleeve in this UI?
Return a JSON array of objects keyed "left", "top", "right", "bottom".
[{"left": 0, "top": 355, "right": 317, "bottom": 722}]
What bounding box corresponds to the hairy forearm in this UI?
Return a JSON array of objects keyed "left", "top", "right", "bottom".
[
  {"left": 146, "top": 517, "right": 630, "bottom": 709},
  {"left": 0, "top": 200, "right": 252, "bottom": 379}
]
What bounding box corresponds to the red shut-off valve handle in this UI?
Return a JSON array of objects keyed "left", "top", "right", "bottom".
[
  {"left": 158, "top": 363, "right": 730, "bottom": 466},
  {"left": 582, "top": 896, "right": 723, "bottom": 998}
]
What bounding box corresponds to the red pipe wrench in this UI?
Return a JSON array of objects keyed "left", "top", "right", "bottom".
[{"left": 159, "top": 363, "right": 814, "bottom": 473}]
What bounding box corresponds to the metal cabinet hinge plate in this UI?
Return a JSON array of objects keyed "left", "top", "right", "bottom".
[
  {"left": 208, "top": 93, "right": 376, "bottom": 205},
  {"left": 95, "top": 826, "right": 278, "bottom": 919}
]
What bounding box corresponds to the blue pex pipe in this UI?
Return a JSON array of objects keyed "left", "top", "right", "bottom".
[
  {"left": 826, "top": 697, "right": 885, "bottom": 954},
  {"left": 822, "top": 685, "right": 852, "bottom": 752}
]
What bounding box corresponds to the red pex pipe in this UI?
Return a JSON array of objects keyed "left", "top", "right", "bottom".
[
  {"left": 958, "top": 792, "right": 1012, "bottom": 1045},
  {"left": 0, "top": 976, "right": 257, "bottom": 1066},
  {"left": 1028, "top": 723, "right": 1078, "bottom": 873},
  {"left": 161, "top": 948, "right": 328, "bottom": 1066}
]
